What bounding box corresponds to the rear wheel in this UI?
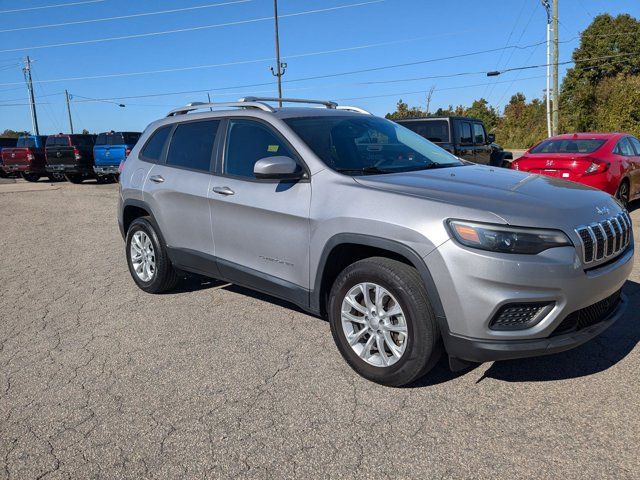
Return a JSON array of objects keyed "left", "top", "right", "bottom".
[
  {"left": 48, "top": 173, "right": 65, "bottom": 182},
  {"left": 616, "top": 180, "right": 630, "bottom": 208},
  {"left": 126, "top": 217, "right": 178, "bottom": 293},
  {"left": 66, "top": 174, "right": 84, "bottom": 184},
  {"left": 22, "top": 172, "right": 40, "bottom": 182},
  {"left": 328, "top": 257, "right": 441, "bottom": 387}
]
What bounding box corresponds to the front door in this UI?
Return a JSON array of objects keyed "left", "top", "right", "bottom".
[
  {"left": 472, "top": 123, "right": 492, "bottom": 165},
  {"left": 456, "top": 121, "right": 475, "bottom": 163},
  {"left": 210, "top": 118, "right": 311, "bottom": 303}
]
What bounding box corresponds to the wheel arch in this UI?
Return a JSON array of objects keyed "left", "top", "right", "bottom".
[
  {"left": 312, "top": 233, "right": 446, "bottom": 322},
  {"left": 121, "top": 199, "right": 160, "bottom": 240}
]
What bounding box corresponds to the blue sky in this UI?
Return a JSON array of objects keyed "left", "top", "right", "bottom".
[{"left": 0, "top": 0, "right": 638, "bottom": 134}]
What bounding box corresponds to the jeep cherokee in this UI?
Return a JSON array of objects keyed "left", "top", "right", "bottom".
[{"left": 118, "top": 97, "right": 633, "bottom": 386}]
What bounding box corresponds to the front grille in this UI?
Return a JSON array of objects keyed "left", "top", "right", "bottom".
[
  {"left": 551, "top": 289, "right": 622, "bottom": 336},
  {"left": 490, "top": 302, "right": 553, "bottom": 331},
  {"left": 575, "top": 212, "right": 632, "bottom": 265}
]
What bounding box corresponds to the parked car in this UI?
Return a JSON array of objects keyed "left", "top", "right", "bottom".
[
  {"left": 1, "top": 135, "right": 52, "bottom": 182},
  {"left": 511, "top": 133, "right": 640, "bottom": 208},
  {"left": 45, "top": 134, "right": 97, "bottom": 184},
  {"left": 0, "top": 137, "right": 17, "bottom": 178},
  {"left": 394, "top": 116, "right": 513, "bottom": 167},
  {"left": 118, "top": 97, "right": 632, "bottom": 386},
  {"left": 94, "top": 131, "right": 141, "bottom": 182}
]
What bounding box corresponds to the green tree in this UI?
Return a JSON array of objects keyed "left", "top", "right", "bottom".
[
  {"left": 497, "top": 93, "right": 547, "bottom": 148},
  {"left": 561, "top": 13, "right": 640, "bottom": 132},
  {"left": 464, "top": 98, "right": 499, "bottom": 133},
  {"left": 1, "top": 129, "right": 29, "bottom": 138},
  {"left": 385, "top": 99, "right": 425, "bottom": 119}
]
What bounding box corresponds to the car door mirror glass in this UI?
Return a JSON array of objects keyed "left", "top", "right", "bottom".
[{"left": 254, "top": 156, "right": 302, "bottom": 180}]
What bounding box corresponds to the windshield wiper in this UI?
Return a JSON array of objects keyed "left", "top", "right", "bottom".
[{"left": 335, "top": 166, "right": 390, "bottom": 175}]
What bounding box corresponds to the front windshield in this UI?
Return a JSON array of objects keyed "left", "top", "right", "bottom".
[{"left": 284, "top": 115, "right": 463, "bottom": 175}]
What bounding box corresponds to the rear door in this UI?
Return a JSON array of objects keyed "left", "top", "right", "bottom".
[
  {"left": 143, "top": 119, "right": 220, "bottom": 262},
  {"left": 472, "top": 123, "right": 491, "bottom": 165},
  {"left": 622, "top": 136, "right": 640, "bottom": 200},
  {"left": 209, "top": 118, "right": 311, "bottom": 298}
]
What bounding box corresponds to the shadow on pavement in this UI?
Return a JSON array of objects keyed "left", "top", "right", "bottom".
[{"left": 628, "top": 199, "right": 640, "bottom": 213}]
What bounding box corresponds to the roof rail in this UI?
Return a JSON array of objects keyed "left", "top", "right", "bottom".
[
  {"left": 166, "top": 101, "right": 274, "bottom": 117},
  {"left": 239, "top": 96, "right": 338, "bottom": 109},
  {"left": 336, "top": 105, "right": 372, "bottom": 115}
]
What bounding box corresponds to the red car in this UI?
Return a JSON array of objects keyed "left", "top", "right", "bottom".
[{"left": 511, "top": 133, "right": 640, "bottom": 207}]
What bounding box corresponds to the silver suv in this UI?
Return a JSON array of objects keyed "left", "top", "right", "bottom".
[{"left": 118, "top": 97, "right": 634, "bottom": 386}]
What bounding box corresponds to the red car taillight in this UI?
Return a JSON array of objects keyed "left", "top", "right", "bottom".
[
  {"left": 118, "top": 160, "right": 125, "bottom": 173},
  {"left": 26, "top": 152, "right": 35, "bottom": 161},
  {"left": 511, "top": 160, "right": 519, "bottom": 170},
  {"left": 74, "top": 147, "right": 81, "bottom": 160},
  {"left": 125, "top": 148, "right": 131, "bottom": 157},
  {"left": 583, "top": 157, "right": 609, "bottom": 175}
]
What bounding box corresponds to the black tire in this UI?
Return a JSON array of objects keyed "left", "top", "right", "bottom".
[
  {"left": 96, "top": 176, "right": 109, "bottom": 184},
  {"left": 125, "top": 216, "right": 178, "bottom": 293},
  {"left": 0, "top": 169, "right": 7, "bottom": 179},
  {"left": 48, "top": 173, "right": 66, "bottom": 182},
  {"left": 22, "top": 172, "right": 40, "bottom": 182},
  {"left": 66, "top": 174, "right": 84, "bottom": 184},
  {"left": 616, "top": 180, "right": 630, "bottom": 209},
  {"left": 328, "top": 257, "right": 441, "bottom": 387}
]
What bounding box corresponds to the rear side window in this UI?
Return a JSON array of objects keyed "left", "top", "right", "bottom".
[
  {"left": 166, "top": 120, "right": 219, "bottom": 172},
  {"left": 224, "top": 119, "right": 294, "bottom": 178},
  {"left": 473, "top": 123, "right": 485, "bottom": 144},
  {"left": 141, "top": 126, "right": 172, "bottom": 163},
  {"left": 459, "top": 122, "right": 472, "bottom": 144},
  {"left": 614, "top": 137, "right": 635, "bottom": 156},
  {"left": 399, "top": 120, "right": 449, "bottom": 142},
  {"left": 531, "top": 139, "right": 606, "bottom": 154}
]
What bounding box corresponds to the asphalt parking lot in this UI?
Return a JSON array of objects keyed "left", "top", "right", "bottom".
[{"left": 1, "top": 179, "right": 639, "bottom": 479}]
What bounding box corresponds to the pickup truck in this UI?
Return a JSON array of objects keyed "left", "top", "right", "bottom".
[
  {"left": 0, "top": 137, "right": 17, "bottom": 178},
  {"left": 395, "top": 116, "right": 512, "bottom": 167},
  {"left": 1, "top": 135, "right": 51, "bottom": 181},
  {"left": 93, "top": 131, "right": 141, "bottom": 182},
  {"left": 45, "top": 134, "right": 97, "bottom": 183}
]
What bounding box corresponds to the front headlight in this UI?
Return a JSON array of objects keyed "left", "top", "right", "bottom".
[{"left": 447, "top": 220, "right": 572, "bottom": 254}]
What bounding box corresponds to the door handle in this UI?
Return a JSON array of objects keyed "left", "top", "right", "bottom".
[
  {"left": 212, "top": 186, "right": 235, "bottom": 196},
  {"left": 149, "top": 175, "right": 165, "bottom": 183}
]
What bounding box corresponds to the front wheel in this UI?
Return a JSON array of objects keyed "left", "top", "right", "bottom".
[
  {"left": 328, "top": 257, "right": 441, "bottom": 387},
  {"left": 66, "top": 174, "right": 84, "bottom": 184},
  {"left": 126, "top": 217, "right": 178, "bottom": 293},
  {"left": 22, "top": 172, "right": 40, "bottom": 182}
]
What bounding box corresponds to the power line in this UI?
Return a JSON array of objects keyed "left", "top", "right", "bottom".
[
  {"left": 0, "top": 0, "right": 253, "bottom": 34},
  {"left": 0, "top": 0, "right": 106, "bottom": 14},
  {"left": 0, "top": 0, "right": 385, "bottom": 54}
]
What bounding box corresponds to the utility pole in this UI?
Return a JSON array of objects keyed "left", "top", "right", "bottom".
[
  {"left": 270, "top": 0, "right": 286, "bottom": 107},
  {"left": 65, "top": 90, "right": 74, "bottom": 134},
  {"left": 22, "top": 56, "right": 40, "bottom": 136},
  {"left": 551, "top": 0, "right": 559, "bottom": 135},
  {"left": 425, "top": 85, "right": 435, "bottom": 115},
  {"left": 542, "top": 1, "right": 552, "bottom": 137}
]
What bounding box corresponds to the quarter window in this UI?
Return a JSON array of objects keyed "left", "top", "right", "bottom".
[
  {"left": 166, "top": 120, "right": 219, "bottom": 172},
  {"left": 460, "top": 122, "right": 472, "bottom": 144},
  {"left": 140, "top": 126, "right": 172, "bottom": 163},
  {"left": 224, "top": 119, "right": 294, "bottom": 178},
  {"left": 473, "top": 124, "right": 485, "bottom": 144}
]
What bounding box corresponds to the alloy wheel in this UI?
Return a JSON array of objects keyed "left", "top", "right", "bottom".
[
  {"left": 130, "top": 231, "right": 156, "bottom": 282},
  {"left": 340, "top": 282, "right": 408, "bottom": 367}
]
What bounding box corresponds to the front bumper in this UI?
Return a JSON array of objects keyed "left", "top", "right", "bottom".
[
  {"left": 426, "top": 237, "right": 633, "bottom": 361},
  {"left": 94, "top": 165, "right": 119, "bottom": 175},
  {"left": 444, "top": 294, "right": 627, "bottom": 362}
]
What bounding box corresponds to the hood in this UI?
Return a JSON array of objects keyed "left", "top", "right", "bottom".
[{"left": 353, "top": 165, "right": 623, "bottom": 228}]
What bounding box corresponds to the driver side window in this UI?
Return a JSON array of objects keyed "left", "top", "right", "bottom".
[{"left": 224, "top": 120, "right": 294, "bottom": 178}]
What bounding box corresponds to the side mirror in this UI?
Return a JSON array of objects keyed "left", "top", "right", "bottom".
[
  {"left": 487, "top": 133, "right": 496, "bottom": 143},
  {"left": 253, "top": 156, "right": 303, "bottom": 180}
]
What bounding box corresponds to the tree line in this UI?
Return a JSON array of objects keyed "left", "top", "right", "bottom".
[{"left": 386, "top": 13, "right": 640, "bottom": 149}]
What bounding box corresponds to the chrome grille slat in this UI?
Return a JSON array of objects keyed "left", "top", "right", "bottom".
[{"left": 575, "top": 211, "right": 632, "bottom": 265}]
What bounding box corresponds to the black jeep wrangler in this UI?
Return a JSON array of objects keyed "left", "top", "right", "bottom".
[{"left": 395, "top": 116, "right": 512, "bottom": 167}]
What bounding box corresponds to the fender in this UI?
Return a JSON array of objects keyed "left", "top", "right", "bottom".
[
  {"left": 120, "top": 198, "right": 162, "bottom": 242},
  {"left": 311, "top": 233, "right": 446, "bottom": 323}
]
